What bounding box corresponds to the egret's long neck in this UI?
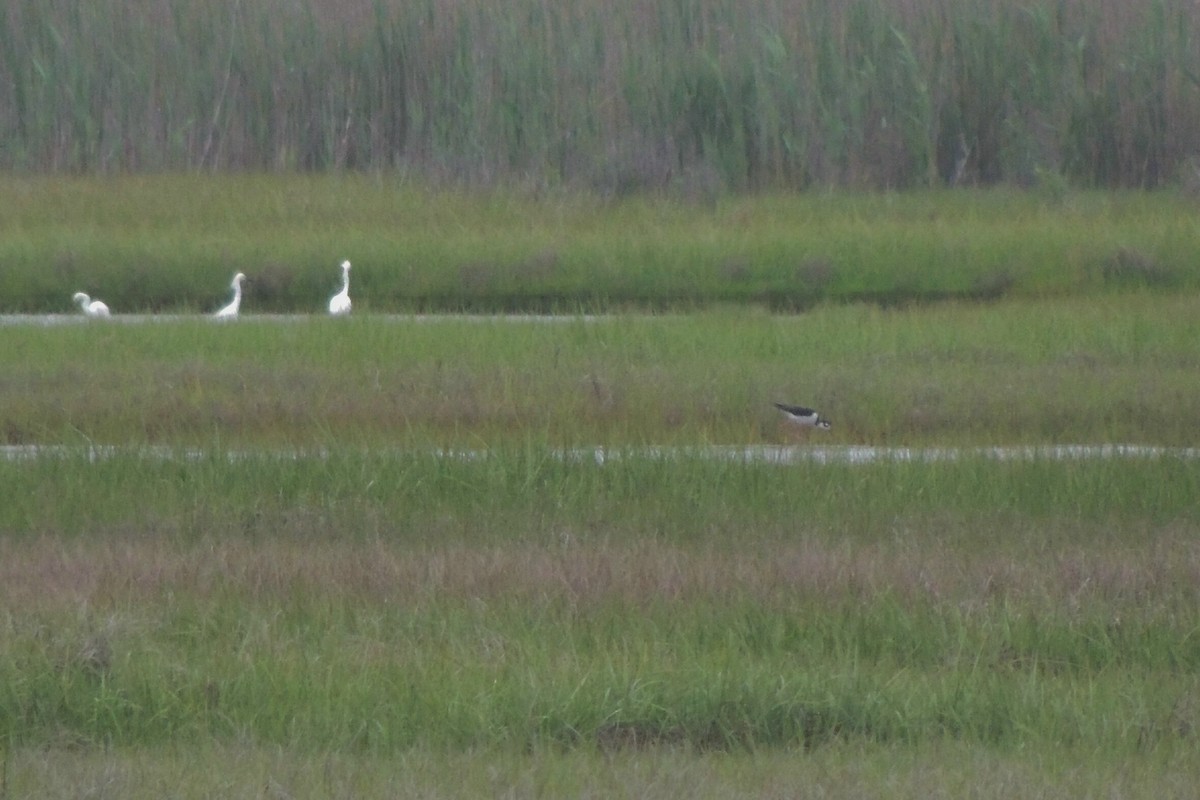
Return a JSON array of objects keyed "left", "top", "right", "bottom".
[{"left": 341, "top": 268, "right": 350, "bottom": 294}]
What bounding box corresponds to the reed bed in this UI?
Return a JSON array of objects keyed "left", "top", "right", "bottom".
[{"left": 1, "top": 0, "right": 1198, "bottom": 189}]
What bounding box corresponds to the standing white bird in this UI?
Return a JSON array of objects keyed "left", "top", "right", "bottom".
[
  {"left": 72, "top": 292, "right": 111, "bottom": 317},
  {"left": 213, "top": 272, "right": 246, "bottom": 318},
  {"left": 328, "top": 260, "right": 352, "bottom": 316}
]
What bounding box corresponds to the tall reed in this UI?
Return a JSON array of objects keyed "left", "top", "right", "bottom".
[{"left": 1, "top": 0, "right": 1197, "bottom": 189}]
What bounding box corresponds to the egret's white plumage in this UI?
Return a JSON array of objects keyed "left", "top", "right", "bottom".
[
  {"left": 328, "top": 260, "right": 352, "bottom": 316},
  {"left": 72, "top": 292, "right": 111, "bottom": 317},
  {"left": 213, "top": 272, "right": 246, "bottom": 318}
]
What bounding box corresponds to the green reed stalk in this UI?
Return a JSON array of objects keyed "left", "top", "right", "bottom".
[{"left": 1, "top": 0, "right": 1198, "bottom": 188}]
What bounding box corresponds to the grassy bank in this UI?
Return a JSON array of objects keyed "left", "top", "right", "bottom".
[
  {"left": 2, "top": 177, "right": 1199, "bottom": 313},
  {"left": 1, "top": 451, "right": 1198, "bottom": 760},
  {"left": 2, "top": 295, "right": 1199, "bottom": 447}
]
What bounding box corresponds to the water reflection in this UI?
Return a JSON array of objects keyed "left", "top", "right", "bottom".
[
  {"left": 0, "top": 313, "right": 606, "bottom": 326},
  {"left": 2, "top": 443, "right": 1194, "bottom": 465}
]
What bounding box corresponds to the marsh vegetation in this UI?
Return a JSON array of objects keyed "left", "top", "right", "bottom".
[
  {"left": 2, "top": 176, "right": 1199, "bottom": 795},
  {"left": 3, "top": 0, "right": 1199, "bottom": 190},
  {"left": 3, "top": 176, "right": 1199, "bottom": 313},
  {"left": 1, "top": 447, "right": 1199, "bottom": 797}
]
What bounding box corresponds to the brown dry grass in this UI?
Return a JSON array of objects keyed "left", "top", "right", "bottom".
[
  {"left": 3, "top": 527, "right": 1196, "bottom": 617},
  {"left": 7, "top": 739, "right": 1198, "bottom": 800}
]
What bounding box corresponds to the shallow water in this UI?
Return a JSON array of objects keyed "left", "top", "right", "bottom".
[
  {"left": 0, "top": 313, "right": 608, "bottom": 327},
  {"left": 586, "top": 444, "right": 1200, "bottom": 465},
  {"left": 2, "top": 443, "right": 1195, "bottom": 465}
]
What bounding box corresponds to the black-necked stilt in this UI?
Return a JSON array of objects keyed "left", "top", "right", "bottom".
[{"left": 774, "top": 402, "right": 832, "bottom": 430}]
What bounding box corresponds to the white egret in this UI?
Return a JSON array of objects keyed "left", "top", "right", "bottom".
[
  {"left": 328, "top": 260, "right": 352, "bottom": 316},
  {"left": 213, "top": 272, "right": 246, "bottom": 318},
  {"left": 72, "top": 292, "right": 111, "bottom": 317}
]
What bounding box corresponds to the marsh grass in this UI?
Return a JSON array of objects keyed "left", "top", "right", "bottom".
[
  {"left": 2, "top": 441, "right": 1198, "bottom": 790},
  {"left": 2, "top": 296, "right": 1198, "bottom": 447},
  {"left": 2, "top": 449, "right": 1198, "bottom": 543},
  {"left": 7, "top": 741, "right": 1199, "bottom": 799},
  {"left": 3, "top": 177, "right": 1200, "bottom": 313},
  {"left": 1, "top": 450, "right": 1198, "bottom": 760},
  {"left": 3, "top": 177, "right": 1200, "bottom": 790}
]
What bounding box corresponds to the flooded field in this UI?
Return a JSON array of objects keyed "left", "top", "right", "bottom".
[
  {"left": 3, "top": 443, "right": 1196, "bottom": 464},
  {"left": 0, "top": 313, "right": 608, "bottom": 326}
]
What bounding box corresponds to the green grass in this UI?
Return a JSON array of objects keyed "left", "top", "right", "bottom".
[
  {"left": 4, "top": 177, "right": 1200, "bottom": 794},
  {"left": 2, "top": 177, "right": 1200, "bottom": 312},
  {"left": 3, "top": 414, "right": 1199, "bottom": 794},
  {"left": 1, "top": 450, "right": 1198, "bottom": 795},
  {"left": 7, "top": 742, "right": 1199, "bottom": 799},
  {"left": 2, "top": 295, "right": 1199, "bottom": 447},
  {"left": 4, "top": 448, "right": 1198, "bottom": 541}
]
